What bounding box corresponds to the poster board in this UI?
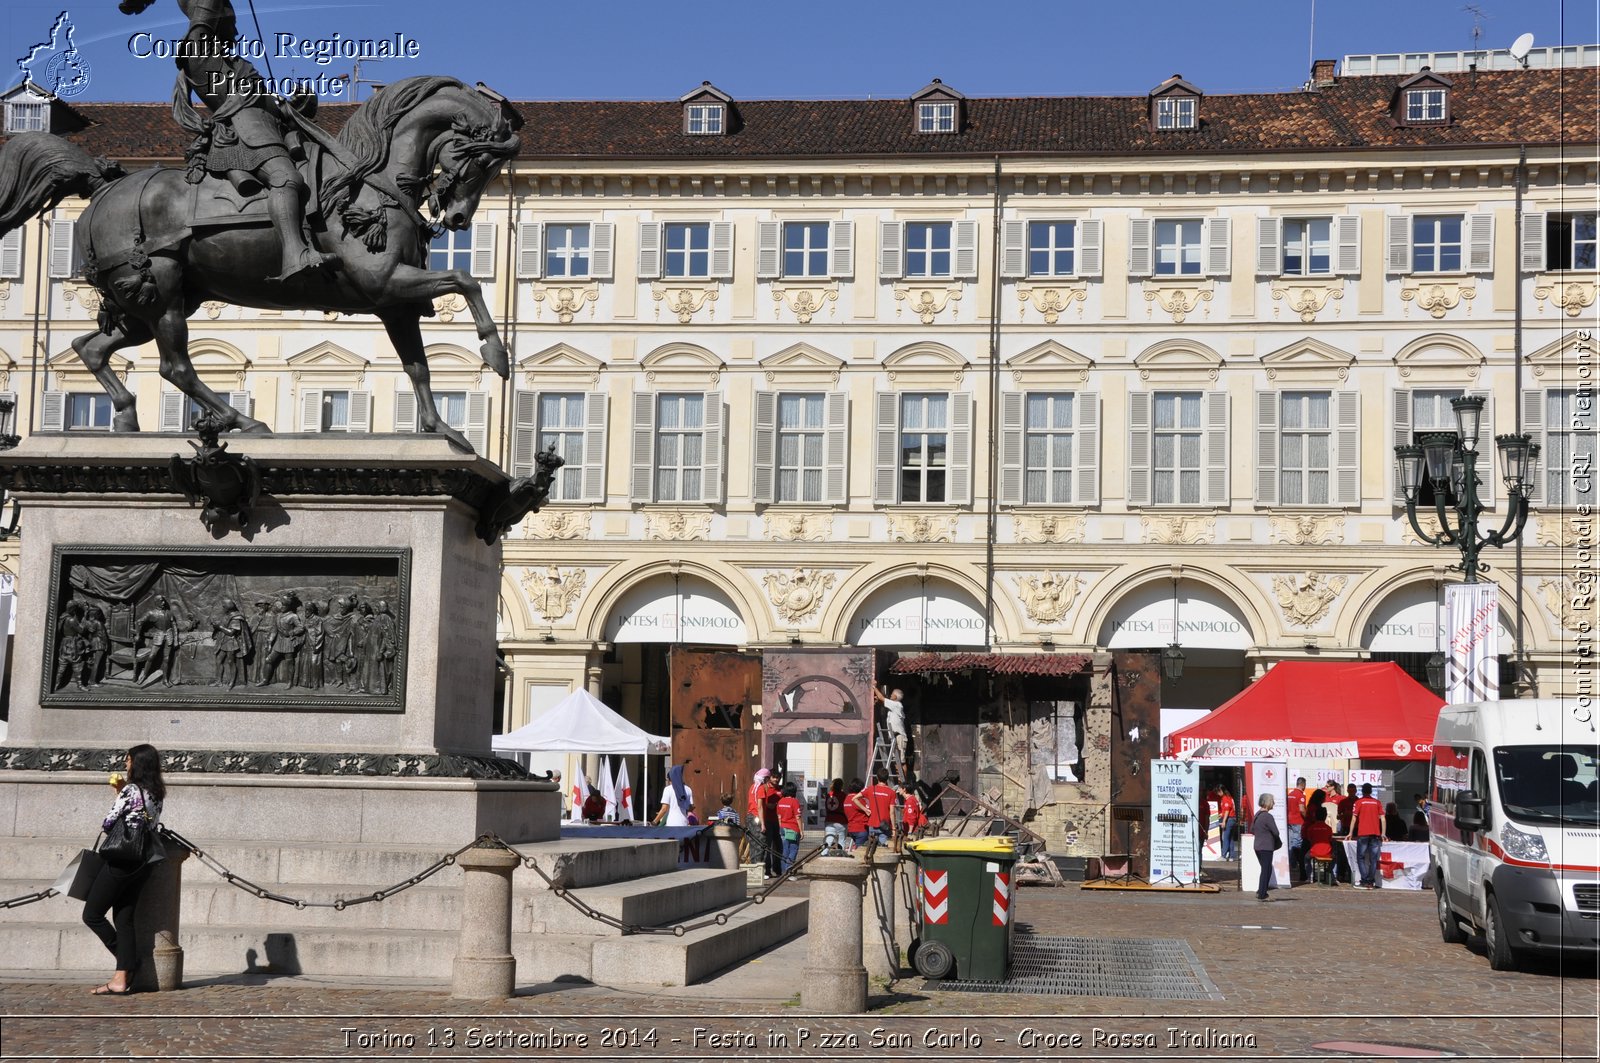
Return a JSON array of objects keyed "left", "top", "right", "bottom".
[
  {"left": 1241, "top": 760, "right": 1290, "bottom": 892},
  {"left": 1148, "top": 758, "right": 1201, "bottom": 886}
]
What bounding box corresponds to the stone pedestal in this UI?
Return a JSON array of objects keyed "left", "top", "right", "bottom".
[
  {"left": 801, "top": 855, "right": 869, "bottom": 1014},
  {"left": 134, "top": 843, "right": 190, "bottom": 992},
  {"left": 711, "top": 823, "right": 740, "bottom": 869},
  {"left": 452, "top": 844, "right": 520, "bottom": 999},
  {"left": 862, "top": 849, "right": 900, "bottom": 980}
]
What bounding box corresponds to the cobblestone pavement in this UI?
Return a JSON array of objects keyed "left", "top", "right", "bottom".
[{"left": 2, "top": 879, "right": 1595, "bottom": 1062}]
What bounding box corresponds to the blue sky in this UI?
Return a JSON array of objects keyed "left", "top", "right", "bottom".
[{"left": 4, "top": 0, "right": 1593, "bottom": 103}]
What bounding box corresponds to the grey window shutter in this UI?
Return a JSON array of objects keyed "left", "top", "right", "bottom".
[
  {"left": 1520, "top": 212, "right": 1546, "bottom": 273},
  {"left": 1521, "top": 389, "right": 1545, "bottom": 504},
  {"left": 0, "top": 227, "right": 22, "bottom": 278},
  {"left": 394, "top": 390, "right": 418, "bottom": 433},
  {"left": 1075, "top": 393, "right": 1101, "bottom": 506},
  {"left": 751, "top": 390, "right": 778, "bottom": 504},
  {"left": 872, "top": 391, "right": 899, "bottom": 504},
  {"left": 590, "top": 222, "right": 615, "bottom": 279},
  {"left": 823, "top": 390, "right": 849, "bottom": 505},
  {"left": 300, "top": 389, "right": 323, "bottom": 432},
  {"left": 1386, "top": 215, "right": 1412, "bottom": 273},
  {"left": 511, "top": 389, "right": 538, "bottom": 478},
  {"left": 159, "top": 391, "right": 186, "bottom": 433},
  {"left": 878, "top": 221, "right": 902, "bottom": 280},
  {"left": 1465, "top": 213, "right": 1495, "bottom": 273},
  {"left": 227, "top": 391, "right": 254, "bottom": 417},
  {"left": 948, "top": 392, "right": 974, "bottom": 504},
  {"left": 953, "top": 220, "right": 980, "bottom": 279},
  {"left": 1202, "top": 391, "right": 1230, "bottom": 506},
  {"left": 701, "top": 393, "right": 725, "bottom": 503},
  {"left": 1334, "top": 389, "right": 1361, "bottom": 506},
  {"left": 1255, "top": 216, "right": 1282, "bottom": 275},
  {"left": 465, "top": 391, "right": 490, "bottom": 453},
  {"left": 1077, "top": 218, "right": 1103, "bottom": 278},
  {"left": 48, "top": 218, "right": 75, "bottom": 278},
  {"left": 1334, "top": 215, "right": 1362, "bottom": 275},
  {"left": 469, "top": 221, "right": 496, "bottom": 279},
  {"left": 637, "top": 222, "right": 662, "bottom": 280},
  {"left": 998, "top": 391, "right": 1024, "bottom": 505},
  {"left": 516, "top": 222, "right": 542, "bottom": 279},
  {"left": 40, "top": 391, "right": 65, "bottom": 432},
  {"left": 1204, "top": 217, "right": 1232, "bottom": 276},
  {"left": 1127, "top": 391, "right": 1152, "bottom": 506},
  {"left": 828, "top": 221, "right": 854, "bottom": 278},
  {"left": 1390, "top": 389, "right": 1412, "bottom": 502},
  {"left": 581, "top": 391, "right": 609, "bottom": 503},
  {"left": 1254, "top": 391, "right": 1279, "bottom": 507},
  {"left": 756, "top": 221, "right": 781, "bottom": 279},
  {"left": 1468, "top": 390, "right": 1496, "bottom": 506},
  {"left": 709, "top": 221, "right": 734, "bottom": 279},
  {"left": 1000, "top": 219, "right": 1027, "bottom": 278},
  {"left": 1128, "top": 217, "right": 1153, "bottom": 277},
  {"left": 347, "top": 390, "right": 372, "bottom": 433},
  {"left": 630, "top": 391, "right": 656, "bottom": 503}
]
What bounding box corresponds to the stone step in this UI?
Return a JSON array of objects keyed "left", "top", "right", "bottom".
[
  {"left": 587, "top": 895, "right": 809, "bottom": 986},
  {"left": 529, "top": 868, "right": 748, "bottom": 936}
]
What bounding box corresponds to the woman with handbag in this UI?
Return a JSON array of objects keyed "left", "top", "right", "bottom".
[
  {"left": 82, "top": 743, "right": 165, "bottom": 995},
  {"left": 1249, "top": 792, "right": 1282, "bottom": 902}
]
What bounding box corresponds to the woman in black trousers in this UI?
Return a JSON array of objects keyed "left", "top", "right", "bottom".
[
  {"left": 82, "top": 743, "right": 165, "bottom": 995},
  {"left": 1249, "top": 792, "right": 1281, "bottom": 901}
]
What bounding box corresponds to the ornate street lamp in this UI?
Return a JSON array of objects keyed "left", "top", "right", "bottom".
[
  {"left": 0, "top": 394, "right": 18, "bottom": 540},
  {"left": 1161, "top": 574, "right": 1185, "bottom": 679},
  {"left": 1392, "top": 395, "right": 1537, "bottom": 583}
]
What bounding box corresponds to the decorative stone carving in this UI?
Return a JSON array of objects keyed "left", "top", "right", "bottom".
[
  {"left": 1014, "top": 513, "right": 1087, "bottom": 545},
  {"left": 520, "top": 565, "right": 586, "bottom": 622},
  {"left": 893, "top": 284, "right": 962, "bottom": 324},
  {"left": 1400, "top": 516, "right": 1445, "bottom": 546},
  {"left": 646, "top": 510, "right": 711, "bottom": 541},
  {"left": 1142, "top": 281, "right": 1213, "bottom": 324},
  {"left": 1534, "top": 277, "right": 1598, "bottom": 318},
  {"left": 0, "top": 745, "right": 529, "bottom": 781},
  {"left": 771, "top": 284, "right": 838, "bottom": 324},
  {"left": 63, "top": 283, "right": 104, "bottom": 314},
  {"left": 200, "top": 300, "right": 227, "bottom": 320},
  {"left": 1400, "top": 279, "right": 1476, "bottom": 319},
  {"left": 1536, "top": 516, "right": 1580, "bottom": 548},
  {"left": 1268, "top": 514, "right": 1344, "bottom": 546},
  {"left": 1539, "top": 578, "right": 1593, "bottom": 634},
  {"left": 523, "top": 509, "right": 588, "bottom": 540},
  {"left": 0, "top": 280, "right": 10, "bottom": 312},
  {"left": 168, "top": 412, "right": 262, "bottom": 535},
  {"left": 651, "top": 283, "right": 718, "bottom": 323},
  {"left": 530, "top": 284, "right": 599, "bottom": 324},
  {"left": 1016, "top": 285, "right": 1086, "bottom": 324},
  {"left": 1271, "top": 571, "right": 1347, "bottom": 628},
  {"left": 762, "top": 568, "right": 836, "bottom": 624},
  {"left": 431, "top": 292, "right": 466, "bottom": 322},
  {"left": 766, "top": 510, "right": 829, "bottom": 542},
  {"left": 1270, "top": 279, "right": 1344, "bottom": 323},
  {"left": 889, "top": 513, "right": 956, "bottom": 543},
  {"left": 1015, "top": 572, "right": 1081, "bottom": 625},
  {"left": 1141, "top": 514, "right": 1215, "bottom": 545}
]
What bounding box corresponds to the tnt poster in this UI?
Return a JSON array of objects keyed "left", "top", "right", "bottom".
[{"left": 1149, "top": 759, "right": 1201, "bottom": 885}]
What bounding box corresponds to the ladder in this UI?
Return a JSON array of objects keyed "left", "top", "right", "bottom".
[{"left": 869, "top": 709, "right": 904, "bottom": 783}]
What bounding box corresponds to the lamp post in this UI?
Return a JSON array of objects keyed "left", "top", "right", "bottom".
[
  {"left": 1161, "top": 573, "right": 1185, "bottom": 680},
  {"left": 1392, "top": 395, "right": 1537, "bottom": 583},
  {"left": 0, "top": 394, "right": 19, "bottom": 540}
]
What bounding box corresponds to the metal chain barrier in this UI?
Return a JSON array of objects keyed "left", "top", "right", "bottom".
[{"left": 0, "top": 886, "right": 59, "bottom": 909}]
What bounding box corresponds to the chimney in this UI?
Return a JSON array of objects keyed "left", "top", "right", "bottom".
[{"left": 1310, "top": 58, "right": 1338, "bottom": 88}]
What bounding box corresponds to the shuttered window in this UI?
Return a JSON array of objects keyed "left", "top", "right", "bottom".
[
  {"left": 899, "top": 393, "right": 948, "bottom": 503},
  {"left": 538, "top": 392, "right": 587, "bottom": 501},
  {"left": 1545, "top": 212, "right": 1598, "bottom": 271},
  {"left": 1027, "top": 221, "right": 1076, "bottom": 278},
  {"left": 0, "top": 227, "right": 22, "bottom": 279},
  {"left": 430, "top": 229, "right": 474, "bottom": 272},
  {"left": 1394, "top": 388, "right": 1496, "bottom": 507},
  {"left": 1411, "top": 216, "right": 1462, "bottom": 273},
  {"left": 782, "top": 222, "right": 829, "bottom": 279},
  {"left": 1282, "top": 219, "right": 1331, "bottom": 276},
  {"left": 511, "top": 390, "right": 607, "bottom": 501},
  {"left": 160, "top": 390, "right": 253, "bottom": 432},
  {"left": 301, "top": 389, "right": 371, "bottom": 433},
  {"left": 904, "top": 222, "right": 952, "bottom": 279},
  {"left": 543, "top": 223, "right": 591, "bottom": 279},
  {"left": 1152, "top": 392, "right": 1203, "bottom": 503},
  {"left": 1024, "top": 393, "right": 1074, "bottom": 504},
  {"left": 48, "top": 218, "right": 77, "bottom": 279},
  {"left": 67, "top": 393, "right": 114, "bottom": 431},
  {"left": 635, "top": 392, "right": 723, "bottom": 504},
  {"left": 1131, "top": 391, "right": 1228, "bottom": 507},
  {"left": 1545, "top": 389, "right": 1596, "bottom": 506},
  {"left": 1278, "top": 391, "right": 1331, "bottom": 504}
]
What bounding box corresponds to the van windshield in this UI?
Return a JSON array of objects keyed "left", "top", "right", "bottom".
[{"left": 1493, "top": 745, "right": 1600, "bottom": 826}]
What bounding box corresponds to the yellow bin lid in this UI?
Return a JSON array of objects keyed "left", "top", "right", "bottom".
[{"left": 907, "top": 837, "right": 1016, "bottom": 856}]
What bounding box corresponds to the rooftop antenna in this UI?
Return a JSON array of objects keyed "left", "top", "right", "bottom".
[
  {"left": 1307, "top": 0, "right": 1316, "bottom": 82},
  {"left": 1463, "top": 4, "right": 1489, "bottom": 67},
  {"left": 1509, "top": 31, "right": 1535, "bottom": 67}
]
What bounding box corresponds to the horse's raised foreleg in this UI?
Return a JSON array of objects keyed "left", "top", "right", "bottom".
[
  {"left": 381, "top": 265, "right": 509, "bottom": 379},
  {"left": 72, "top": 320, "right": 151, "bottom": 432},
  {"left": 150, "top": 306, "right": 270, "bottom": 434},
  {"left": 378, "top": 307, "right": 473, "bottom": 454}
]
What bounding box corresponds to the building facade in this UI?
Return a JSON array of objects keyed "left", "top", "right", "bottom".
[{"left": 0, "top": 53, "right": 1595, "bottom": 855}]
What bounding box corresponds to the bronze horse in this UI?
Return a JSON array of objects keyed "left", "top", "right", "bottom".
[{"left": 0, "top": 76, "right": 520, "bottom": 452}]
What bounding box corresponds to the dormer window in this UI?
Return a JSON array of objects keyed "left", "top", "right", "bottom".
[
  {"left": 1393, "top": 69, "right": 1452, "bottom": 126},
  {"left": 685, "top": 102, "right": 724, "bottom": 135},
  {"left": 3, "top": 84, "right": 52, "bottom": 134},
  {"left": 1155, "top": 96, "right": 1196, "bottom": 130},
  {"left": 918, "top": 101, "right": 956, "bottom": 133},
  {"left": 1405, "top": 88, "right": 1446, "bottom": 123}
]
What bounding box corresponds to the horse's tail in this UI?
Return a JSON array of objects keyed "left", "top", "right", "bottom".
[{"left": 0, "top": 133, "right": 126, "bottom": 237}]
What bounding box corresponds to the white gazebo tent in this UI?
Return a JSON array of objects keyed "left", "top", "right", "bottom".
[{"left": 491, "top": 689, "right": 670, "bottom": 820}]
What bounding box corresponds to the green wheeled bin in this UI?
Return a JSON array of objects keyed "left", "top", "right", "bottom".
[{"left": 906, "top": 836, "right": 1016, "bottom": 981}]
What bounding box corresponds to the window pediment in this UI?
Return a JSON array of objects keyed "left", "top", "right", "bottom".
[
  {"left": 1133, "top": 338, "right": 1222, "bottom": 381},
  {"left": 518, "top": 342, "right": 603, "bottom": 372},
  {"left": 1007, "top": 340, "right": 1094, "bottom": 384},
  {"left": 1527, "top": 332, "right": 1592, "bottom": 378},
  {"left": 760, "top": 343, "right": 844, "bottom": 383},
  {"left": 285, "top": 341, "right": 368, "bottom": 369},
  {"left": 1260, "top": 337, "right": 1355, "bottom": 381},
  {"left": 1393, "top": 332, "right": 1483, "bottom": 381}
]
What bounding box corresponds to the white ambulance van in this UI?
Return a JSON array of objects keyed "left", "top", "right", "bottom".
[{"left": 1429, "top": 699, "right": 1599, "bottom": 970}]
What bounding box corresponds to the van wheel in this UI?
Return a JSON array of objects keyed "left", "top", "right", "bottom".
[
  {"left": 1484, "top": 890, "right": 1520, "bottom": 971},
  {"left": 1436, "top": 879, "right": 1466, "bottom": 944}
]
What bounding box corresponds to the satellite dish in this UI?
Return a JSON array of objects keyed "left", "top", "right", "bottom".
[{"left": 1510, "top": 32, "right": 1535, "bottom": 64}]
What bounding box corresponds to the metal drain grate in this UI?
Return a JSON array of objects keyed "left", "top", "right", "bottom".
[{"left": 929, "top": 935, "right": 1223, "bottom": 1000}]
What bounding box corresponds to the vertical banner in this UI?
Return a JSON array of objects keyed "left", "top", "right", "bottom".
[
  {"left": 1149, "top": 759, "right": 1201, "bottom": 885},
  {"left": 1242, "top": 761, "right": 1290, "bottom": 892},
  {"left": 1445, "top": 583, "right": 1500, "bottom": 703}
]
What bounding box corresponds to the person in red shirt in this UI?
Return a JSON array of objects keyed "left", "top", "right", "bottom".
[
  {"left": 1351, "top": 783, "right": 1386, "bottom": 888},
  {"left": 897, "top": 781, "right": 925, "bottom": 849},
  {"left": 757, "top": 772, "right": 783, "bottom": 879},
  {"left": 1286, "top": 777, "right": 1306, "bottom": 881},
  {"left": 775, "top": 782, "right": 804, "bottom": 873},
  {"left": 1302, "top": 805, "right": 1336, "bottom": 885},
  {"left": 844, "top": 776, "right": 870, "bottom": 851},
  {"left": 1217, "top": 787, "right": 1238, "bottom": 861},
  {"left": 863, "top": 771, "right": 897, "bottom": 845},
  {"left": 1336, "top": 783, "right": 1357, "bottom": 836}
]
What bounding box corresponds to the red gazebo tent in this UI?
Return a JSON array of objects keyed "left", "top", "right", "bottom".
[{"left": 1166, "top": 661, "right": 1445, "bottom": 762}]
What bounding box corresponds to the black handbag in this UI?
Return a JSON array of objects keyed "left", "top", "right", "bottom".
[{"left": 99, "top": 789, "right": 157, "bottom": 866}]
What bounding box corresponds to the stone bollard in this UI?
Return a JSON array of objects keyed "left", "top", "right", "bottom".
[
  {"left": 801, "top": 855, "right": 869, "bottom": 1014},
  {"left": 711, "top": 823, "right": 740, "bottom": 870},
  {"left": 893, "top": 859, "right": 914, "bottom": 945},
  {"left": 452, "top": 844, "right": 520, "bottom": 999},
  {"left": 862, "top": 848, "right": 900, "bottom": 980},
  {"left": 133, "top": 842, "right": 190, "bottom": 992}
]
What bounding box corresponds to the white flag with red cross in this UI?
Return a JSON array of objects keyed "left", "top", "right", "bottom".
[
  {"left": 615, "top": 759, "right": 633, "bottom": 821},
  {"left": 921, "top": 869, "right": 949, "bottom": 924},
  {"left": 570, "top": 762, "right": 589, "bottom": 823}
]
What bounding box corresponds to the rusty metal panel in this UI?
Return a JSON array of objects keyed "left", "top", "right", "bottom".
[
  {"left": 668, "top": 648, "right": 762, "bottom": 817},
  {"left": 759, "top": 649, "right": 874, "bottom": 773}
]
